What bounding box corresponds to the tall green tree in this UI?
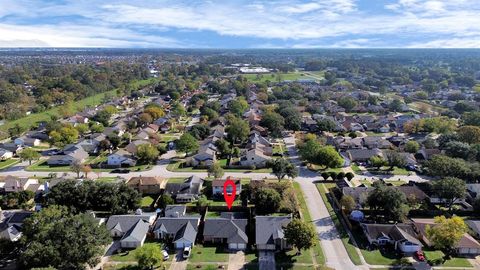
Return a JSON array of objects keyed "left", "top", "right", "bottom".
[
  {"left": 426, "top": 216, "right": 467, "bottom": 256},
  {"left": 19, "top": 206, "right": 111, "bottom": 270},
  {"left": 284, "top": 219, "right": 317, "bottom": 254},
  {"left": 135, "top": 244, "right": 163, "bottom": 270},
  {"left": 176, "top": 133, "right": 199, "bottom": 155},
  {"left": 208, "top": 162, "right": 225, "bottom": 179},
  {"left": 367, "top": 182, "right": 409, "bottom": 222},
  {"left": 269, "top": 158, "right": 298, "bottom": 181},
  {"left": 226, "top": 117, "right": 250, "bottom": 144},
  {"left": 137, "top": 143, "right": 160, "bottom": 164},
  {"left": 18, "top": 148, "right": 41, "bottom": 165},
  {"left": 432, "top": 177, "right": 466, "bottom": 211}
]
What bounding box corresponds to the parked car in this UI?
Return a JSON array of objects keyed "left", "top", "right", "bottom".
[
  {"left": 111, "top": 169, "right": 130, "bottom": 174},
  {"left": 415, "top": 250, "right": 425, "bottom": 261},
  {"left": 162, "top": 250, "right": 169, "bottom": 261},
  {"left": 183, "top": 246, "right": 191, "bottom": 259}
]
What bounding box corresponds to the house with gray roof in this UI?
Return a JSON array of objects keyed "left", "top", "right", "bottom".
[
  {"left": 47, "top": 145, "right": 89, "bottom": 166},
  {"left": 164, "top": 205, "right": 187, "bottom": 217},
  {"left": 204, "top": 212, "right": 248, "bottom": 250},
  {"left": 255, "top": 215, "right": 292, "bottom": 251},
  {"left": 361, "top": 223, "right": 422, "bottom": 254},
  {"left": 106, "top": 213, "right": 157, "bottom": 249},
  {"left": 164, "top": 175, "right": 204, "bottom": 203},
  {"left": 153, "top": 215, "right": 201, "bottom": 249}
]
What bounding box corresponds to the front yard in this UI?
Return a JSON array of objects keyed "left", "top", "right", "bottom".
[
  {"left": 25, "top": 159, "right": 150, "bottom": 173},
  {"left": 188, "top": 245, "right": 229, "bottom": 263},
  {"left": 367, "top": 166, "right": 410, "bottom": 176},
  {"left": 0, "top": 158, "right": 20, "bottom": 170}
]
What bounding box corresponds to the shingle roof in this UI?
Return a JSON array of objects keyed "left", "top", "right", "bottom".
[
  {"left": 121, "top": 220, "right": 150, "bottom": 242},
  {"left": 153, "top": 216, "right": 200, "bottom": 244},
  {"left": 204, "top": 212, "right": 248, "bottom": 244},
  {"left": 255, "top": 215, "right": 291, "bottom": 245},
  {"left": 106, "top": 214, "right": 155, "bottom": 234}
]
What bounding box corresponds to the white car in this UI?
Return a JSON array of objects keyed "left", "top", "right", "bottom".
[
  {"left": 182, "top": 246, "right": 191, "bottom": 259},
  {"left": 162, "top": 250, "right": 169, "bottom": 261}
]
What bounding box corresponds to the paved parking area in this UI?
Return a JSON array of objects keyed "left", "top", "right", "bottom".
[
  {"left": 228, "top": 250, "right": 245, "bottom": 270},
  {"left": 259, "top": 251, "right": 275, "bottom": 270},
  {"left": 169, "top": 250, "right": 187, "bottom": 270}
]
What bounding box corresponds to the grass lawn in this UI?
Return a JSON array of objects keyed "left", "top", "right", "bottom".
[
  {"left": 292, "top": 182, "right": 326, "bottom": 265},
  {"left": 351, "top": 164, "right": 363, "bottom": 174},
  {"left": 368, "top": 166, "right": 410, "bottom": 176},
  {"left": 188, "top": 245, "right": 229, "bottom": 263},
  {"left": 308, "top": 164, "right": 343, "bottom": 173},
  {"left": 96, "top": 177, "right": 123, "bottom": 183},
  {"left": 275, "top": 249, "right": 312, "bottom": 265},
  {"left": 241, "top": 72, "right": 312, "bottom": 83},
  {"left": 0, "top": 159, "right": 20, "bottom": 170},
  {"left": 272, "top": 143, "right": 286, "bottom": 155},
  {"left": 382, "top": 180, "right": 407, "bottom": 186},
  {"left": 423, "top": 249, "right": 472, "bottom": 267},
  {"left": 166, "top": 177, "right": 188, "bottom": 183},
  {"left": 141, "top": 196, "right": 154, "bottom": 207},
  {"left": 110, "top": 242, "right": 165, "bottom": 263},
  {"left": 186, "top": 264, "right": 227, "bottom": 270},
  {"left": 315, "top": 183, "right": 362, "bottom": 265},
  {"left": 0, "top": 78, "right": 157, "bottom": 139}
]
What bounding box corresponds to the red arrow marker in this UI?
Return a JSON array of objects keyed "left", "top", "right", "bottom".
[{"left": 223, "top": 179, "right": 236, "bottom": 210}]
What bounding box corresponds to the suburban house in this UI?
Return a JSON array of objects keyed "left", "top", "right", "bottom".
[
  {"left": 203, "top": 212, "right": 248, "bottom": 250},
  {"left": 125, "top": 140, "right": 150, "bottom": 155},
  {"left": 105, "top": 213, "right": 157, "bottom": 249},
  {"left": 127, "top": 176, "right": 166, "bottom": 195},
  {"left": 190, "top": 144, "right": 216, "bottom": 167},
  {"left": 47, "top": 145, "right": 89, "bottom": 166},
  {"left": 0, "top": 211, "right": 33, "bottom": 242},
  {"left": 343, "top": 148, "right": 383, "bottom": 163},
  {"left": 153, "top": 214, "right": 201, "bottom": 249},
  {"left": 413, "top": 218, "right": 480, "bottom": 255},
  {"left": 361, "top": 223, "right": 422, "bottom": 253},
  {"left": 239, "top": 147, "right": 271, "bottom": 167},
  {"left": 212, "top": 177, "right": 242, "bottom": 196},
  {"left": 3, "top": 176, "right": 40, "bottom": 193},
  {"left": 14, "top": 137, "right": 40, "bottom": 147},
  {"left": 164, "top": 205, "right": 187, "bottom": 217},
  {"left": 255, "top": 215, "right": 292, "bottom": 251},
  {"left": 0, "top": 148, "right": 13, "bottom": 160},
  {"left": 342, "top": 186, "right": 429, "bottom": 207},
  {"left": 107, "top": 149, "right": 136, "bottom": 167},
  {"left": 0, "top": 143, "right": 23, "bottom": 155},
  {"left": 163, "top": 175, "right": 204, "bottom": 203},
  {"left": 466, "top": 220, "right": 480, "bottom": 239}
]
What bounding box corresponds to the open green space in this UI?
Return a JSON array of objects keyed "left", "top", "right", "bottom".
[
  {"left": 0, "top": 78, "right": 158, "bottom": 138},
  {"left": 0, "top": 159, "right": 20, "bottom": 170}
]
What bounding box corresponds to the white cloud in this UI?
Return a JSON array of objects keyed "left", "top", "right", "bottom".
[
  {"left": 0, "top": 0, "right": 479, "bottom": 47},
  {"left": 0, "top": 23, "right": 182, "bottom": 47},
  {"left": 407, "top": 37, "right": 480, "bottom": 48}
]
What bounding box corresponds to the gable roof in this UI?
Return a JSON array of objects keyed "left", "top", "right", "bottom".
[
  {"left": 121, "top": 219, "right": 150, "bottom": 242},
  {"left": 153, "top": 216, "right": 200, "bottom": 244},
  {"left": 106, "top": 214, "right": 155, "bottom": 234},
  {"left": 362, "top": 223, "right": 422, "bottom": 246},
  {"left": 204, "top": 212, "right": 248, "bottom": 244},
  {"left": 255, "top": 215, "right": 291, "bottom": 245}
]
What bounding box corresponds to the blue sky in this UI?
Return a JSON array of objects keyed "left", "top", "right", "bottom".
[{"left": 0, "top": 0, "right": 479, "bottom": 48}]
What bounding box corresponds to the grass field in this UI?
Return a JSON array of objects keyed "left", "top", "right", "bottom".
[
  {"left": 0, "top": 78, "right": 158, "bottom": 138},
  {"left": 141, "top": 196, "right": 154, "bottom": 207},
  {"left": 241, "top": 71, "right": 324, "bottom": 83},
  {"left": 0, "top": 159, "right": 20, "bottom": 170}
]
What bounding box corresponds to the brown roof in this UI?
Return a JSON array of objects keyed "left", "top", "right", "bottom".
[
  {"left": 412, "top": 218, "right": 480, "bottom": 249},
  {"left": 128, "top": 176, "right": 166, "bottom": 188}
]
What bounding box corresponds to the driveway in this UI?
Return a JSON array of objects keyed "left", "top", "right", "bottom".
[
  {"left": 228, "top": 250, "right": 245, "bottom": 270},
  {"left": 258, "top": 250, "right": 275, "bottom": 270},
  {"left": 169, "top": 250, "right": 187, "bottom": 270}
]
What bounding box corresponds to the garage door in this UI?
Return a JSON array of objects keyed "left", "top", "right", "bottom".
[
  {"left": 229, "top": 243, "right": 238, "bottom": 249},
  {"left": 237, "top": 244, "right": 246, "bottom": 250}
]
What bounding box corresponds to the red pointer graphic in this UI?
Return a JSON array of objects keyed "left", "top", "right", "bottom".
[{"left": 223, "top": 179, "right": 236, "bottom": 210}]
